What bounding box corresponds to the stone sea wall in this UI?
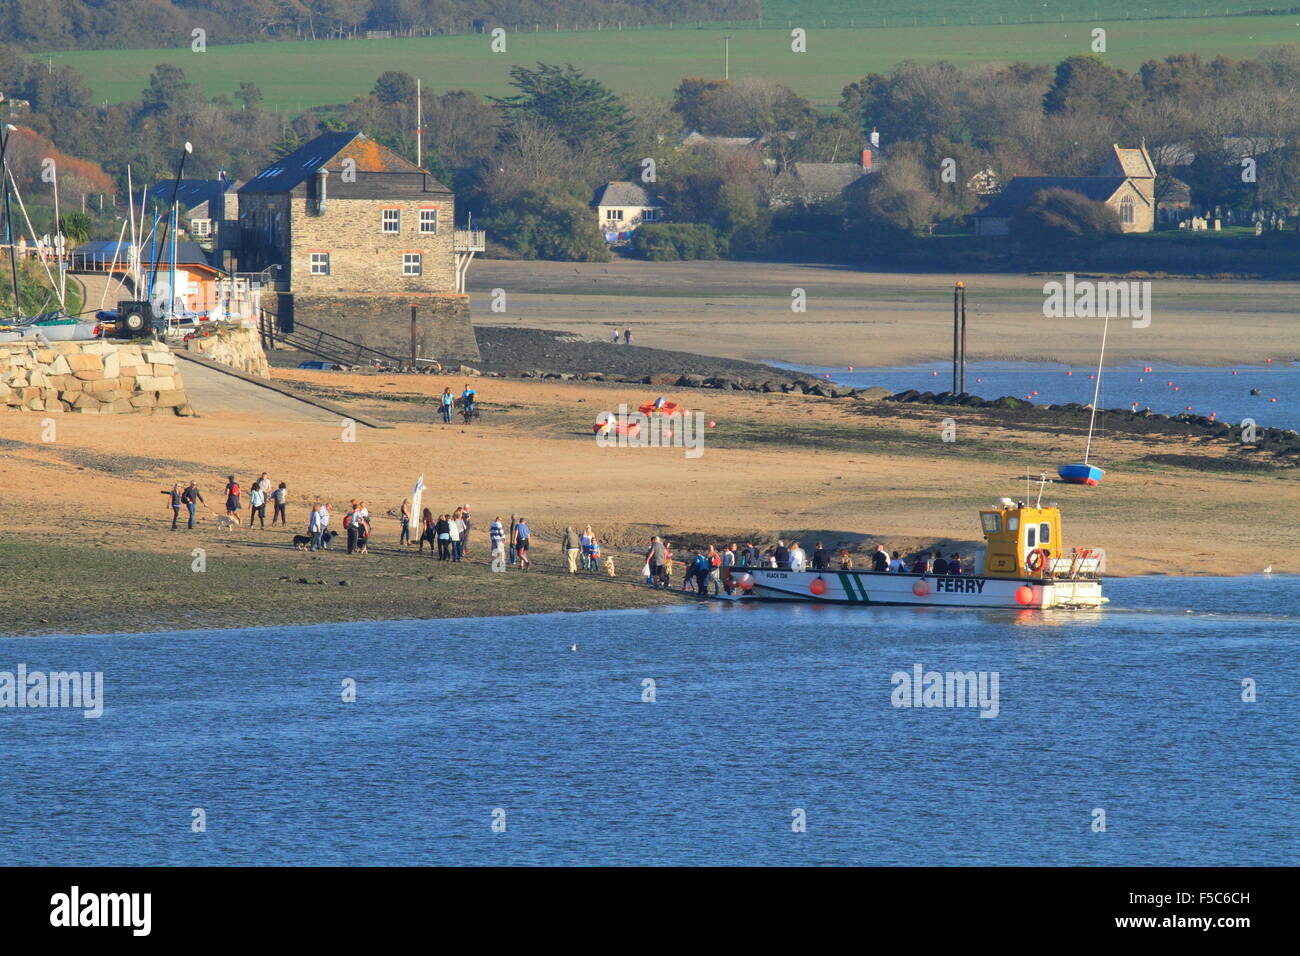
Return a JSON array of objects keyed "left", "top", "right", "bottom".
[
  {"left": 0, "top": 339, "right": 192, "bottom": 416},
  {"left": 181, "top": 323, "right": 270, "bottom": 378}
]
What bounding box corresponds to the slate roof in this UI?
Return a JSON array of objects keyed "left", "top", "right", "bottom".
[
  {"left": 135, "top": 178, "right": 239, "bottom": 214},
  {"left": 975, "top": 176, "right": 1130, "bottom": 219},
  {"left": 1111, "top": 146, "right": 1155, "bottom": 178},
  {"left": 591, "top": 181, "right": 665, "bottom": 208},
  {"left": 239, "top": 131, "right": 444, "bottom": 194},
  {"left": 72, "top": 240, "right": 217, "bottom": 270},
  {"left": 787, "top": 162, "right": 866, "bottom": 195}
]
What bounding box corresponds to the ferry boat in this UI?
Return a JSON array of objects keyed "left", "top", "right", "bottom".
[{"left": 721, "top": 489, "right": 1107, "bottom": 610}]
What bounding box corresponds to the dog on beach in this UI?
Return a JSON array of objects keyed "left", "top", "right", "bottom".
[
  {"left": 293, "top": 530, "right": 337, "bottom": 550},
  {"left": 214, "top": 514, "right": 240, "bottom": 532},
  {"left": 603, "top": 555, "right": 617, "bottom": 577}
]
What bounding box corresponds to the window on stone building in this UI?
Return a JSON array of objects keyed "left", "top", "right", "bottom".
[
  {"left": 402, "top": 253, "right": 422, "bottom": 276},
  {"left": 310, "top": 252, "right": 330, "bottom": 275},
  {"left": 605, "top": 208, "right": 623, "bottom": 221},
  {"left": 420, "top": 209, "right": 439, "bottom": 233},
  {"left": 382, "top": 209, "right": 401, "bottom": 233},
  {"left": 1119, "top": 196, "right": 1134, "bottom": 225}
]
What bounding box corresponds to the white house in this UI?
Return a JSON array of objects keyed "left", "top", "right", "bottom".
[{"left": 591, "top": 181, "right": 666, "bottom": 240}]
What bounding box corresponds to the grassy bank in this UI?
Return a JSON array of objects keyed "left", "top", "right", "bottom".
[
  {"left": 47, "top": 15, "right": 1300, "bottom": 107},
  {"left": 0, "top": 536, "right": 682, "bottom": 637}
]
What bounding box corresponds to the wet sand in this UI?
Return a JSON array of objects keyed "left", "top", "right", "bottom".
[
  {"left": 2, "top": 370, "right": 1293, "bottom": 634},
  {"left": 468, "top": 260, "right": 1300, "bottom": 369}
]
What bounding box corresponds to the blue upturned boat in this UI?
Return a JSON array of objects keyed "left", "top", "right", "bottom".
[{"left": 1058, "top": 462, "right": 1104, "bottom": 485}]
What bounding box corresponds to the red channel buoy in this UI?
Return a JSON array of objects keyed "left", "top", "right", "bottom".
[
  {"left": 810, "top": 578, "right": 827, "bottom": 596},
  {"left": 1015, "top": 586, "right": 1034, "bottom": 606},
  {"left": 912, "top": 580, "right": 929, "bottom": 597}
]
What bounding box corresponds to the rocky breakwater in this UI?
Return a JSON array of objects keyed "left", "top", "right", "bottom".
[
  {"left": 180, "top": 323, "right": 270, "bottom": 378},
  {"left": 0, "top": 340, "right": 193, "bottom": 416}
]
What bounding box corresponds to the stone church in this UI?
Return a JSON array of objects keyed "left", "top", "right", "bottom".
[{"left": 974, "top": 145, "right": 1156, "bottom": 237}]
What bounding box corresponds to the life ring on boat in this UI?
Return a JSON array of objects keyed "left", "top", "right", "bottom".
[{"left": 1025, "top": 549, "right": 1047, "bottom": 572}]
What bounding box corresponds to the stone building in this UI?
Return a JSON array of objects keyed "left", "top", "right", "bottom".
[
  {"left": 974, "top": 145, "right": 1157, "bottom": 237},
  {"left": 237, "top": 131, "right": 483, "bottom": 363}
]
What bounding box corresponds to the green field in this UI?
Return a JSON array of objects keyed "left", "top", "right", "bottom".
[{"left": 49, "top": 14, "right": 1300, "bottom": 109}]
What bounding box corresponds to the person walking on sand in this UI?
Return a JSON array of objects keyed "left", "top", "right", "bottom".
[
  {"left": 611, "top": 328, "right": 619, "bottom": 344},
  {"left": 449, "top": 509, "right": 465, "bottom": 562},
  {"left": 248, "top": 479, "right": 267, "bottom": 529},
  {"left": 161, "top": 482, "right": 183, "bottom": 530},
  {"left": 563, "top": 526, "right": 581, "bottom": 573},
  {"left": 508, "top": 513, "right": 519, "bottom": 565},
  {"left": 490, "top": 516, "right": 505, "bottom": 564},
  {"left": 623, "top": 326, "right": 632, "bottom": 345},
  {"left": 308, "top": 502, "right": 323, "bottom": 551},
  {"left": 399, "top": 498, "right": 411, "bottom": 546},
  {"left": 223, "top": 475, "right": 242, "bottom": 525},
  {"left": 271, "top": 482, "right": 288, "bottom": 526},
  {"left": 345, "top": 503, "right": 361, "bottom": 554},
  {"left": 319, "top": 503, "right": 332, "bottom": 548},
  {"left": 514, "top": 517, "right": 531, "bottom": 569},
  {"left": 439, "top": 387, "right": 454, "bottom": 424},
  {"left": 459, "top": 505, "right": 473, "bottom": 555},
  {"left": 419, "top": 508, "right": 435, "bottom": 553},
  {"left": 435, "top": 513, "right": 450, "bottom": 560},
  {"left": 181, "top": 480, "right": 205, "bottom": 530},
  {"left": 646, "top": 536, "right": 667, "bottom": 589},
  {"left": 356, "top": 507, "right": 371, "bottom": 554}
]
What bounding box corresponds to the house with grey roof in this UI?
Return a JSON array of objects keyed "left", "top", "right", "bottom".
[
  {"left": 591, "top": 181, "right": 666, "bottom": 240},
  {"left": 236, "top": 130, "right": 483, "bottom": 362},
  {"left": 975, "top": 145, "right": 1156, "bottom": 236}
]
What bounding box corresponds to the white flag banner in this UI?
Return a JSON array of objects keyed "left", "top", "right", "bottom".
[{"left": 411, "top": 473, "right": 425, "bottom": 529}]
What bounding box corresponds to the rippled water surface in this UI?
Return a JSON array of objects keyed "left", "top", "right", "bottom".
[{"left": 1, "top": 575, "right": 1295, "bottom": 865}]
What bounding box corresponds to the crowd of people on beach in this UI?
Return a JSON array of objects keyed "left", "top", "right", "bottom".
[
  {"left": 157, "top": 478, "right": 968, "bottom": 592},
  {"left": 641, "top": 536, "right": 968, "bottom": 597}
]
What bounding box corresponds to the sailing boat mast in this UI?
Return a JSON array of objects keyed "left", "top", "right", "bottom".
[
  {"left": 1082, "top": 313, "right": 1109, "bottom": 465},
  {"left": 1, "top": 123, "right": 20, "bottom": 318}
]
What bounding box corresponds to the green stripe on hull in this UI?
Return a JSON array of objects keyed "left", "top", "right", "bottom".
[{"left": 837, "top": 572, "right": 870, "bottom": 603}]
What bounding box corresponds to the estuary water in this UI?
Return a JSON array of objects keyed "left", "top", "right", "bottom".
[
  {"left": 1, "top": 575, "right": 1295, "bottom": 866},
  {"left": 781, "top": 361, "right": 1300, "bottom": 431}
]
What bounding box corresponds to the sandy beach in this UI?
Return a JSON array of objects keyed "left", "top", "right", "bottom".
[
  {"left": 2, "top": 367, "right": 1293, "bottom": 635},
  {"left": 468, "top": 260, "right": 1300, "bottom": 369}
]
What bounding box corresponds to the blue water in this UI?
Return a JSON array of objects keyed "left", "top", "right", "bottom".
[
  {"left": 781, "top": 361, "right": 1300, "bottom": 431},
  {"left": 2, "top": 575, "right": 1296, "bottom": 866}
]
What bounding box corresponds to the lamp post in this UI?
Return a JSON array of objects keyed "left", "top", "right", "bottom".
[{"left": 0, "top": 123, "right": 20, "bottom": 318}]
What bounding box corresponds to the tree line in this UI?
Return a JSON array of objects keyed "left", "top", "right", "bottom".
[
  {"left": 5, "top": 40, "right": 1300, "bottom": 261},
  {"left": 0, "top": 0, "right": 759, "bottom": 51}
]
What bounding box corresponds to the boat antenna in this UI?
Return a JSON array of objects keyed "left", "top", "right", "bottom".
[{"left": 1083, "top": 312, "right": 1109, "bottom": 465}]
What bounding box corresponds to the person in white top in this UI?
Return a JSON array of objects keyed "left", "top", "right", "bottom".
[
  {"left": 449, "top": 510, "right": 465, "bottom": 561},
  {"left": 789, "top": 544, "right": 806, "bottom": 571}
]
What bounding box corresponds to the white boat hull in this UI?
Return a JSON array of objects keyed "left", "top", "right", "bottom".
[
  {"left": 726, "top": 568, "right": 1106, "bottom": 610},
  {"left": 0, "top": 322, "right": 98, "bottom": 343}
]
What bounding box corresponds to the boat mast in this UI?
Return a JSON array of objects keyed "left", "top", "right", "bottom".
[
  {"left": 0, "top": 123, "right": 20, "bottom": 319},
  {"left": 1083, "top": 313, "right": 1109, "bottom": 465}
]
